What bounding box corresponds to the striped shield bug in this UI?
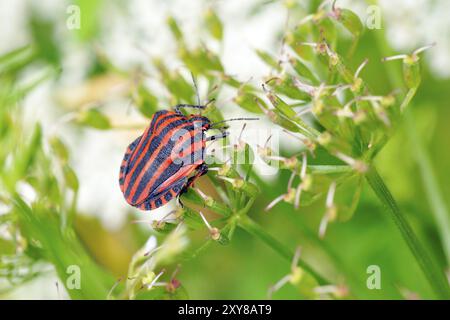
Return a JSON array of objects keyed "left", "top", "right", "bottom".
[{"left": 119, "top": 103, "right": 257, "bottom": 210}]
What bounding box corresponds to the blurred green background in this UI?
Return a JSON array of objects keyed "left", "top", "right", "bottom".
[{"left": 0, "top": 0, "right": 449, "bottom": 299}]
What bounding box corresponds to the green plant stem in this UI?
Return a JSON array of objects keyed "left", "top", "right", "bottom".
[
  {"left": 400, "top": 87, "right": 418, "bottom": 112},
  {"left": 237, "top": 215, "right": 328, "bottom": 285},
  {"left": 405, "top": 110, "right": 450, "bottom": 265},
  {"left": 365, "top": 166, "right": 450, "bottom": 299},
  {"left": 373, "top": 10, "right": 450, "bottom": 289}
]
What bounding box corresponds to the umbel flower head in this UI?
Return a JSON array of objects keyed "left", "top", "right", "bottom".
[{"left": 253, "top": 1, "right": 434, "bottom": 238}]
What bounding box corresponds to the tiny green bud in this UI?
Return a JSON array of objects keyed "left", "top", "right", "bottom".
[
  {"left": 353, "top": 160, "right": 368, "bottom": 173},
  {"left": 318, "top": 131, "right": 332, "bottom": 146},
  {"left": 353, "top": 110, "right": 367, "bottom": 124},
  {"left": 289, "top": 267, "right": 303, "bottom": 285},
  {"left": 381, "top": 95, "right": 395, "bottom": 108},
  {"left": 286, "top": 188, "right": 297, "bottom": 203},
  {"left": 403, "top": 56, "right": 421, "bottom": 89},
  {"left": 232, "top": 178, "right": 244, "bottom": 189},
  {"left": 301, "top": 174, "right": 313, "bottom": 191},
  {"left": 316, "top": 42, "right": 328, "bottom": 55},
  {"left": 312, "top": 99, "right": 325, "bottom": 115},
  {"left": 329, "top": 52, "right": 340, "bottom": 66},
  {"left": 351, "top": 77, "right": 363, "bottom": 93},
  {"left": 218, "top": 164, "right": 231, "bottom": 176},
  {"left": 204, "top": 196, "right": 215, "bottom": 207},
  {"left": 327, "top": 205, "right": 338, "bottom": 222},
  {"left": 283, "top": 156, "right": 298, "bottom": 170},
  {"left": 142, "top": 272, "right": 156, "bottom": 286},
  {"left": 257, "top": 145, "right": 272, "bottom": 158}
]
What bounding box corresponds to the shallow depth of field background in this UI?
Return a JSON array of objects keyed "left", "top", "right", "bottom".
[{"left": 1, "top": 0, "right": 450, "bottom": 299}]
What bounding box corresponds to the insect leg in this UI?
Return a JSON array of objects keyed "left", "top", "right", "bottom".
[
  {"left": 188, "top": 163, "right": 208, "bottom": 187},
  {"left": 209, "top": 125, "right": 229, "bottom": 131},
  {"left": 177, "top": 164, "right": 209, "bottom": 208},
  {"left": 206, "top": 131, "right": 229, "bottom": 141},
  {"left": 178, "top": 163, "right": 208, "bottom": 196}
]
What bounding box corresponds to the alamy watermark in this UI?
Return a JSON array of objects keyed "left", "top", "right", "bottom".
[
  {"left": 66, "top": 5, "right": 81, "bottom": 30},
  {"left": 66, "top": 264, "right": 81, "bottom": 290},
  {"left": 366, "top": 265, "right": 381, "bottom": 290}
]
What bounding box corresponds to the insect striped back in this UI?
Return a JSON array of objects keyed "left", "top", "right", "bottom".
[
  {"left": 119, "top": 103, "right": 257, "bottom": 211},
  {"left": 119, "top": 110, "right": 207, "bottom": 208}
]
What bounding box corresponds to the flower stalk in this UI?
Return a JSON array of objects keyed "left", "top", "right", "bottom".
[{"left": 365, "top": 166, "right": 450, "bottom": 299}]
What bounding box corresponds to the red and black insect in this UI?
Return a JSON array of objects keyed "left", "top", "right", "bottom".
[{"left": 119, "top": 104, "right": 254, "bottom": 210}]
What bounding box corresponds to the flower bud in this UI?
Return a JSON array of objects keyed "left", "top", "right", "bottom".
[
  {"left": 403, "top": 55, "right": 421, "bottom": 89},
  {"left": 233, "top": 91, "right": 266, "bottom": 114},
  {"left": 266, "top": 76, "right": 311, "bottom": 101},
  {"left": 142, "top": 272, "right": 156, "bottom": 286},
  {"left": 331, "top": 7, "right": 363, "bottom": 38},
  {"left": 210, "top": 227, "right": 221, "bottom": 241},
  {"left": 256, "top": 50, "right": 281, "bottom": 71},
  {"left": 266, "top": 92, "right": 297, "bottom": 118},
  {"left": 289, "top": 57, "right": 318, "bottom": 84}
]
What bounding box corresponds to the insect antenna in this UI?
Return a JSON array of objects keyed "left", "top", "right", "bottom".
[
  {"left": 238, "top": 123, "right": 247, "bottom": 141},
  {"left": 206, "top": 131, "right": 229, "bottom": 141},
  {"left": 204, "top": 98, "right": 215, "bottom": 107},
  {"left": 210, "top": 117, "right": 259, "bottom": 128}
]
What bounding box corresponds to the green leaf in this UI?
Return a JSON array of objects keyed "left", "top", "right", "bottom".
[
  {"left": 333, "top": 8, "right": 363, "bottom": 38},
  {"left": 167, "top": 16, "right": 184, "bottom": 42},
  {"left": 28, "top": 12, "right": 61, "bottom": 67},
  {"left": 134, "top": 85, "right": 159, "bottom": 118},
  {"left": 178, "top": 47, "right": 224, "bottom": 75},
  {"left": 0, "top": 45, "right": 36, "bottom": 76},
  {"left": 285, "top": 24, "right": 315, "bottom": 60},
  {"left": 154, "top": 60, "right": 196, "bottom": 102},
  {"left": 233, "top": 91, "right": 266, "bottom": 114},
  {"left": 266, "top": 92, "right": 297, "bottom": 118},
  {"left": 181, "top": 189, "right": 232, "bottom": 217},
  {"left": 63, "top": 164, "right": 79, "bottom": 192},
  {"left": 316, "top": 17, "right": 337, "bottom": 45},
  {"left": 14, "top": 197, "right": 115, "bottom": 299},
  {"left": 256, "top": 50, "right": 281, "bottom": 71},
  {"left": 205, "top": 9, "right": 223, "bottom": 40},
  {"left": 289, "top": 58, "right": 319, "bottom": 84},
  {"left": 77, "top": 108, "right": 111, "bottom": 130},
  {"left": 10, "top": 124, "right": 42, "bottom": 189},
  {"left": 267, "top": 109, "right": 302, "bottom": 133},
  {"left": 266, "top": 76, "right": 311, "bottom": 101},
  {"left": 335, "top": 175, "right": 362, "bottom": 221},
  {"left": 0, "top": 238, "right": 15, "bottom": 255},
  {"left": 50, "top": 136, "right": 69, "bottom": 163},
  {"left": 181, "top": 207, "right": 205, "bottom": 230}
]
